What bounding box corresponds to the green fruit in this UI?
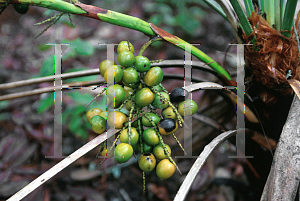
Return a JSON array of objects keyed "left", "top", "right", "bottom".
[
  {"left": 90, "top": 115, "right": 106, "bottom": 134},
  {"left": 118, "top": 51, "right": 135, "bottom": 67},
  {"left": 157, "top": 118, "right": 178, "bottom": 135},
  {"left": 122, "top": 67, "right": 139, "bottom": 84},
  {"left": 120, "top": 128, "right": 139, "bottom": 145},
  {"left": 125, "top": 99, "right": 134, "bottom": 111},
  {"left": 132, "top": 120, "right": 138, "bottom": 128},
  {"left": 13, "top": 4, "right": 29, "bottom": 14},
  {"left": 178, "top": 99, "right": 198, "bottom": 116},
  {"left": 153, "top": 143, "right": 171, "bottom": 160},
  {"left": 144, "top": 67, "right": 164, "bottom": 86},
  {"left": 152, "top": 84, "right": 163, "bottom": 92},
  {"left": 162, "top": 107, "right": 177, "bottom": 120},
  {"left": 156, "top": 159, "right": 176, "bottom": 180},
  {"left": 86, "top": 108, "right": 103, "bottom": 123},
  {"left": 107, "top": 97, "right": 122, "bottom": 109},
  {"left": 99, "top": 59, "right": 115, "bottom": 77},
  {"left": 138, "top": 153, "right": 156, "bottom": 172},
  {"left": 141, "top": 113, "right": 161, "bottom": 127},
  {"left": 100, "top": 141, "right": 114, "bottom": 157},
  {"left": 104, "top": 65, "right": 123, "bottom": 84},
  {"left": 151, "top": 92, "right": 170, "bottom": 109},
  {"left": 122, "top": 81, "right": 140, "bottom": 88},
  {"left": 124, "top": 86, "right": 134, "bottom": 98},
  {"left": 134, "top": 56, "right": 151, "bottom": 72},
  {"left": 135, "top": 88, "right": 155, "bottom": 107},
  {"left": 117, "top": 41, "right": 134, "bottom": 54},
  {"left": 142, "top": 128, "right": 160, "bottom": 146},
  {"left": 132, "top": 141, "right": 139, "bottom": 152},
  {"left": 106, "top": 84, "right": 125, "bottom": 103},
  {"left": 139, "top": 143, "right": 153, "bottom": 153},
  {"left": 99, "top": 111, "right": 107, "bottom": 120},
  {"left": 114, "top": 143, "right": 133, "bottom": 163},
  {"left": 107, "top": 111, "right": 127, "bottom": 129}
]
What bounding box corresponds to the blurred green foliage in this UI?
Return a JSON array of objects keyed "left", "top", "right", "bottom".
[{"left": 144, "top": 0, "right": 207, "bottom": 36}]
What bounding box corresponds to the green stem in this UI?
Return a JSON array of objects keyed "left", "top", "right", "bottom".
[
  {"left": 3, "top": 0, "right": 234, "bottom": 84},
  {"left": 281, "top": 0, "right": 298, "bottom": 38},
  {"left": 138, "top": 37, "right": 163, "bottom": 56}
]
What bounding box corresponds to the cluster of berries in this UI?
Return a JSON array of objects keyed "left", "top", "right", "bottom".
[{"left": 86, "top": 41, "right": 198, "bottom": 180}]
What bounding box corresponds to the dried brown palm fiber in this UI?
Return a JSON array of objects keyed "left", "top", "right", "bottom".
[{"left": 243, "top": 11, "right": 300, "bottom": 95}]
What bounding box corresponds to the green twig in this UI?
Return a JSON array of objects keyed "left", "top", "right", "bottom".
[
  {"left": 34, "top": 13, "right": 62, "bottom": 26},
  {"left": 68, "top": 13, "right": 74, "bottom": 27},
  {"left": 172, "top": 133, "right": 186, "bottom": 155},
  {"left": 138, "top": 36, "right": 163, "bottom": 56},
  {"left": 34, "top": 12, "right": 64, "bottom": 39},
  {"left": 137, "top": 109, "right": 144, "bottom": 154},
  {"left": 159, "top": 83, "right": 168, "bottom": 94},
  {"left": 85, "top": 87, "right": 107, "bottom": 108}
]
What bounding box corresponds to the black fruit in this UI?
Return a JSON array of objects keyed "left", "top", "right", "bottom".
[
  {"left": 13, "top": 4, "right": 29, "bottom": 14},
  {"left": 169, "top": 87, "right": 189, "bottom": 103}
]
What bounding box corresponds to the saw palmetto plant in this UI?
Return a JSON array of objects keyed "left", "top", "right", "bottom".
[{"left": 1, "top": 0, "right": 300, "bottom": 200}]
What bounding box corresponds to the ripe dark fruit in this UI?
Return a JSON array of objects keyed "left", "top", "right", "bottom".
[
  {"left": 156, "top": 159, "right": 176, "bottom": 180},
  {"left": 134, "top": 56, "right": 151, "bottom": 72},
  {"left": 138, "top": 153, "right": 156, "bottom": 172},
  {"left": 114, "top": 143, "right": 133, "bottom": 163},
  {"left": 169, "top": 87, "right": 190, "bottom": 103},
  {"left": 13, "top": 4, "right": 29, "bottom": 14},
  {"left": 157, "top": 118, "right": 178, "bottom": 135}
]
